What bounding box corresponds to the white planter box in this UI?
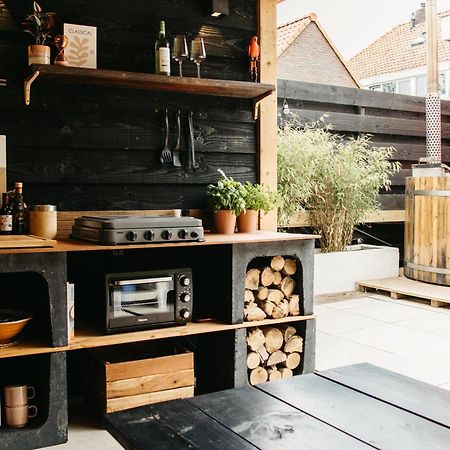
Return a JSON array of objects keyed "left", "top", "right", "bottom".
[{"left": 314, "top": 245, "right": 399, "bottom": 296}]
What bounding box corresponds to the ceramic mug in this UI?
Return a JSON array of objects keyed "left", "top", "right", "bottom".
[
  {"left": 4, "top": 385, "right": 35, "bottom": 407},
  {"left": 5, "top": 404, "right": 38, "bottom": 428}
]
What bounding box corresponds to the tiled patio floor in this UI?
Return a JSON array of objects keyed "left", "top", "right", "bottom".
[{"left": 315, "top": 292, "right": 450, "bottom": 389}]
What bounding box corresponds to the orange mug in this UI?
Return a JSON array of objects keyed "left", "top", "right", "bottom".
[
  {"left": 5, "top": 404, "right": 38, "bottom": 428},
  {"left": 4, "top": 385, "right": 35, "bottom": 407}
]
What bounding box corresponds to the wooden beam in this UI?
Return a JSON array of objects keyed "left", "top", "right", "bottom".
[{"left": 258, "top": 0, "right": 278, "bottom": 231}]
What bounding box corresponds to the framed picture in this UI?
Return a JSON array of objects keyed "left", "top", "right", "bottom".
[{"left": 63, "top": 23, "right": 97, "bottom": 69}]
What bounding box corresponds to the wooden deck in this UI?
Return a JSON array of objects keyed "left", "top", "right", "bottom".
[{"left": 104, "top": 363, "right": 450, "bottom": 449}]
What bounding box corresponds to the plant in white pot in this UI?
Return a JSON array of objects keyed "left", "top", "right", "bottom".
[
  {"left": 237, "top": 182, "right": 277, "bottom": 233},
  {"left": 278, "top": 119, "right": 401, "bottom": 294},
  {"left": 206, "top": 170, "right": 246, "bottom": 234},
  {"left": 22, "top": 2, "right": 56, "bottom": 65}
]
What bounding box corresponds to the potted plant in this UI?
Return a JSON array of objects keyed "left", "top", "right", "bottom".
[
  {"left": 278, "top": 119, "right": 401, "bottom": 295},
  {"left": 206, "top": 170, "right": 246, "bottom": 234},
  {"left": 237, "top": 182, "right": 276, "bottom": 233},
  {"left": 22, "top": 2, "right": 56, "bottom": 65}
]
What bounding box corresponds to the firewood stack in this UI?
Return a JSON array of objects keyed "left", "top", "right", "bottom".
[
  {"left": 246, "top": 325, "right": 303, "bottom": 385},
  {"left": 244, "top": 256, "right": 300, "bottom": 321}
]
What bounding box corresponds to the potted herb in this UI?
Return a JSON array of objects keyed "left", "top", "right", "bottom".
[
  {"left": 206, "top": 170, "right": 246, "bottom": 234},
  {"left": 237, "top": 182, "right": 276, "bottom": 233},
  {"left": 22, "top": 2, "right": 56, "bottom": 65}
]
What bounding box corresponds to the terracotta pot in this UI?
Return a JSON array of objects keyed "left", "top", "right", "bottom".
[
  {"left": 237, "top": 209, "right": 259, "bottom": 233},
  {"left": 28, "top": 45, "right": 51, "bottom": 65},
  {"left": 214, "top": 210, "right": 236, "bottom": 234}
]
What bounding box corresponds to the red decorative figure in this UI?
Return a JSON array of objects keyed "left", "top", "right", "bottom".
[{"left": 248, "top": 35, "right": 260, "bottom": 82}]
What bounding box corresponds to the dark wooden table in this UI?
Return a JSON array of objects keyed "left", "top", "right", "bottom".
[{"left": 104, "top": 363, "right": 450, "bottom": 449}]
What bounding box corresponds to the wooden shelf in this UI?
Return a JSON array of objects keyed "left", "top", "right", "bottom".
[
  {"left": 24, "top": 64, "right": 275, "bottom": 108},
  {"left": 0, "top": 315, "right": 314, "bottom": 359}
]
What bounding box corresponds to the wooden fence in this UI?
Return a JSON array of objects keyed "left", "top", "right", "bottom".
[{"left": 278, "top": 79, "right": 450, "bottom": 225}]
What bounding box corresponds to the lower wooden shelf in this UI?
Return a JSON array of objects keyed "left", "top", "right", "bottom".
[{"left": 0, "top": 315, "right": 315, "bottom": 359}]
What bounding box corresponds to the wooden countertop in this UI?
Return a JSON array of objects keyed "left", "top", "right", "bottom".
[{"left": 0, "top": 231, "right": 318, "bottom": 255}]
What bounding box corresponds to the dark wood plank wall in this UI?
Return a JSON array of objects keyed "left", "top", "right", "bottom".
[
  {"left": 0, "top": 0, "right": 257, "bottom": 210},
  {"left": 278, "top": 79, "right": 450, "bottom": 210}
]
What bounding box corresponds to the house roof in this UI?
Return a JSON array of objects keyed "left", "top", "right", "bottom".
[
  {"left": 350, "top": 10, "right": 450, "bottom": 80},
  {"left": 277, "top": 14, "right": 361, "bottom": 87}
]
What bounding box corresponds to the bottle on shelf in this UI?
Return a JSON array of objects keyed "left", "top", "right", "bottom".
[
  {"left": 12, "top": 182, "right": 27, "bottom": 235},
  {"left": 155, "top": 20, "right": 171, "bottom": 76},
  {"left": 0, "top": 192, "right": 13, "bottom": 235}
]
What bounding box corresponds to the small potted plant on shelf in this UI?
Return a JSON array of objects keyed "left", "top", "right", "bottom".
[
  {"left": 237, "top": 182, "right": 277, "bottom": 233},
  {"left": 22, "top": 1, "right": 56, "bottom": 65},
  {"left": 206, "top": 170, "right": 246, "bottom": 234}
]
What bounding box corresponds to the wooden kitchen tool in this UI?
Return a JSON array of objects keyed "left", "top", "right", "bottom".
[{"left": 0, "top": 235, "right": 57, "bottom": 249}]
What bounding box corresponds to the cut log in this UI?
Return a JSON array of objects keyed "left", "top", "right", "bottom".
[
  {"left": 284, "top": 336, "right": 304, "bottom": 354},
  {"left": 244, "top": 289, "right": 255, "bottom": 304},
  {"left": 256, "top": 286, "right": 269, "bottom": 301},
  {"left": 261, "top": 327, "right": 284, "bottom": 353},
  {"left": 271, "top": 305, "right": 286, "bottom": 319},
  {"left": 256, "top": 345, "right": 269, "bottom": 364},
  {"left": 280, "top": 276, "right": 295, "bottom": 297},
  {"left": 259, "top": 300, "right": 275, "bottom": 317},
  {"left": 270, "top": 256, "right": 285, "bottom": 272},
  {"left": 279, "top": 299, "right": 290, "bottom": 317},
  {"left": 281, "top": 352, "right": 301, "bottom": 370},
  {"left": 260, "top": 267, "right": 275, "bottom": 286},
  {"left": 245, "top": 269, "right": 260, "bottom": 290},
  {"left": 267, "top": 289, "right": 284, "bottom": 305},
  {"left": 267, "top": 350, "right": 287, "bottom": 366},
  {"left": 249, "top": 367, "right": 268, "bottom": 385},
  {"left": 279, "top": 325, "right": 297, "bottom": 343},
  {"left": 272, "top": 271, "right": 282, "bottom": 286},
  {"left": 282, "top": 259, "right": 297, "bottom": 276},
  {"left": 247, "top": 301, "right": 258, "bottom": 309},
  {"left": 247, "top": 352, "right": 261, "bottom": 370},
  {"left": 289, "top": 294, "right": 300, "bottom": 316},
  {"left": 247, "top": 328, "right": 266, "bottom": 351},
  {"left": 244, "top": 307, "right": 266, "bottom": 322},
  {"left": 280, "top": 368, "right": 293, "bottom": 379},
  {"left": 267, "top": 366, "right": 282, "bottom": 381}
]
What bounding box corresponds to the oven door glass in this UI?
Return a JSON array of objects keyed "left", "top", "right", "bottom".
[{"left": 108, "top": 276, "right": 175, "bottom": 328}]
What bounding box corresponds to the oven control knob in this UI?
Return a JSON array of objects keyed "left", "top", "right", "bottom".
[
  {"left": 144, "top": 230, "right": 155, "bottom": 241},
  {"left": 178, "top": 229, "right": 189, "bottom": 239},
  {"left": 180, "top": 293, "right": 191, "bottom": 303},
  {"left": 161, "top": 230, "right": 172, "bottom": 240},
  {"left": 180, "top": 276, "right": 191, "bottom": 287},
  {"left": 126, "top": 231, "right": 138, "bottom": 242},
  {"left": 190, "top": 231, "right": 199, "bottom": 239},
  {"left": 180, "top": 308, "right": 190, "bottom": 319}
]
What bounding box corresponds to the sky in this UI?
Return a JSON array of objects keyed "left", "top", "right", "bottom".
[{"left": 278, "top": 0, "right": 450, "bottom": 60}]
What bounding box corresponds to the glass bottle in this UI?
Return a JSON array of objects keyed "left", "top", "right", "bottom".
[
  {"left": 155, "top": 21, "right": 171, "bottom": 76},
  {"left": 0, "top": 192, "right": 12, "bottom": 235},
  {"left": 12, "top": 182, "right": 27, "bottom": 234}
]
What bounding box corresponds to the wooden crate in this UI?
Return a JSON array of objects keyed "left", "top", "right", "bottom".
[{"left": 87, "top": 350, "right": 195, "bottom": 413}]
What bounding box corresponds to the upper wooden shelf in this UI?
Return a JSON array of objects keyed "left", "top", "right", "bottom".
[{"left": 24, "top": 64, "right": 276, "bottom": 107}]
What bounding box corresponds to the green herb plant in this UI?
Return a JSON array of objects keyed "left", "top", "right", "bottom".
[
  {"left": 242, "top": 182, "right": 277, "bottom": 214},
  {"left": 22, "top": 1, "right": 56, "bottom": 45},
  {"left": 206, "top": 169, "right": 246, "bottom": 216},
  {"left": 277, "top": 118, "right": 401, "bottom": 253}
]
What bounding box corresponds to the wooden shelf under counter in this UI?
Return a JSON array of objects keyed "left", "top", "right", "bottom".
[{"left": 0, "top": 315, "right": 315, "bottom": 359}]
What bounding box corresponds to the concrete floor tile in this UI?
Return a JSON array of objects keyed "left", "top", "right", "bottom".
[
  {"left": 349, "top": 301, "right": 432, "bottom": 323},
  {"left": 398, "top": 338, "right": 450, "bottom": 371},
  {"left": 322, "top": 297, "right": 377, "bottom": 310},
  {"left": 338, "top": 324, "right": 442, "bottom": 353},
  {"left": 397, "top": 313, "right": 450, "bottom": 339},
  {"left": 439, "top": 383, "right": 450, "bottom": 391}
]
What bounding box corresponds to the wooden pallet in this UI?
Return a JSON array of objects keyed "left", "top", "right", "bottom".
[{"left": 358, "top": 276, "right": 450, "bottom": 308}]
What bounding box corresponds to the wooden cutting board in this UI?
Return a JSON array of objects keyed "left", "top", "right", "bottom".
[{"left": 0, "top": 235, "right": 57, "bottom": 248}]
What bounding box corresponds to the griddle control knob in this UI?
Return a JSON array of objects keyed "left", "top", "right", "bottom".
[
  {"left": 180, "top": 293, "right": 191, "bottom": 303},
  {"left": 126, "top": 231, "right": 138, "bottom": 242},
  {"left": 144, "top": 230, "right": 155, "bottom": 241},
  {"left": 180, "top": 276, "right": 191, "bottom": 287},
  {"left": 180, "top": 308, "right": 190, "bottom": 319},
  {"left": 178, "top": 229, "right": 189, "bottom": 239},
  {"left": 190, "top": 231, "right": 199, "bottom": 239},
  {"left": 161, "top": 230, "right": 172, "bottom": 240}
]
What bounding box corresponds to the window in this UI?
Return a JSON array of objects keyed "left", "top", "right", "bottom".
[
  {"left": 416, "top": 75, "right": 427, "bottom": 96},
  {"left": 398, "top": 79, "right": 412, "bottom": 95},
  {"left": 439, "top": 72, "right": 446, "bottom": 95}
]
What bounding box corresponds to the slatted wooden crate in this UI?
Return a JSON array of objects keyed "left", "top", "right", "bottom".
[{"left": 87, "top": 350, "right": 195, "bottom": 413}]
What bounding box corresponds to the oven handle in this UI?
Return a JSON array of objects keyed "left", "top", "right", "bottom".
[{"left": 114, "top": 276, "right": 173, "bottom": 286}]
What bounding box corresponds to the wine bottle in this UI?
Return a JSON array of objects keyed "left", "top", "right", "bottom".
[
  {"left": 155, "top": 20, "right": 171, "bottom": 76},
  {"left": 12, "top": 182, "right": 27, "bottom": 234},
  {"left": 0, "top": 192, "right": 12, "bottom": 235}
]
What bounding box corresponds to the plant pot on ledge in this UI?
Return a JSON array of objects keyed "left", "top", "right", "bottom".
[
  {"left": 28, "top": 45, "right": 50, "bottom": 65},
  {"left": 237, "top": 209, "right": 258, "bottom": 233},
  {"left": 214, "top": 210, "right": 237, "bottom": 234}
]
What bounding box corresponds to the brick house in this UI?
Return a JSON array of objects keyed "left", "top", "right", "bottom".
[
  {"left": 277, "top": 13, "right": 360, "bottom": 88},
  {"left": 350, "top": 5, "right": 450, "bottom": 99}
]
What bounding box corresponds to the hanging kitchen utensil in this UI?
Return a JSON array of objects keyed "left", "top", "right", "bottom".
[
  {"left": 172, "top": 110, "right": 182, "bottom": 167},
  {"left": 187, "top": 111, "right": 199, "bottom": 169},
  {"left": 159, "top": 109, "right": 173, "bottom": 165}
]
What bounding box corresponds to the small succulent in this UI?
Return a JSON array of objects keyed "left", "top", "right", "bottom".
[{"left": 22, "top": 2, "right": 56, "bottom": 45}]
